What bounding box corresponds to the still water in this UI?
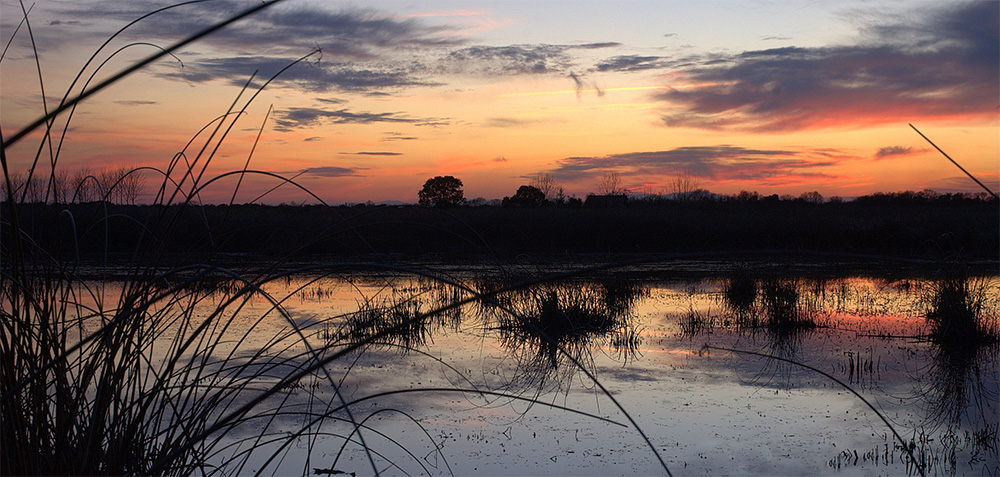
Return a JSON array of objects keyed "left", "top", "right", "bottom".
[{"left": 129, "top": 262, "right": 999, "bottom": 476}]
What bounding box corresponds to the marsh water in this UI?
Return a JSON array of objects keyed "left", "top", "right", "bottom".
[{"left": 117, "top": 261, "right": 998, "bottom": 475}]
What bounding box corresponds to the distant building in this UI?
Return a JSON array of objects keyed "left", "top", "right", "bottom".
[{"left": 583, "top": 194, "right": 628, "bottom": 208}]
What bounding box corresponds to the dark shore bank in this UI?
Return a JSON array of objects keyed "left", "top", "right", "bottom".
[{"left": 9, "top": 198, "right": 996, "bottom": 270}]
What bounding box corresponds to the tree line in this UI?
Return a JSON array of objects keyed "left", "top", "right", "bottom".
[
  {"left": 417, "top": 173, "right": 997, "bottom": 209},
  {"left": 1, "top": 166, "right": 146, "bottom": 205}
]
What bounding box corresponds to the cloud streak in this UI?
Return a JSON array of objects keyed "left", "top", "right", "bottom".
[
  {"left": 273, "top": 107, "right": 448, "bottom": 131},
  {"left": 301, "top": 166, "right": 364, "bottom": 177},
  {"left": 593, "top": 55, "right": 671, "bottom": 72},
  {"left": 549, "top": 146, "right": 852, "bottom": 186},
  {"left": 161, "top": 56, "right": 442, "bottom": 93},
  {"left": 874, "top": 146, "right": 919, "bottom": 159},
  {"left": 439, "top": 44, "right": 573, "bottom": 76},
  {"left": 655, "top": 2, "right": 999, "bottom": 132},
  {"left": 484, "top": 117, "right": 546, "bottom": 128}
]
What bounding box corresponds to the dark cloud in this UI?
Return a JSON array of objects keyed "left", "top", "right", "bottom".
[
  {"left": 301, "top": 166, "right": 364, "bottom": 177},
  {"left": 56, "top": 2, "right": 461, "bottom": 57},
  {"left": 593, "top": 55, "right": 670, "bottom": 72},
  {"left": 380, "top": 133, "right": 419, "bottom": 141},
  {"left": 549, "top": 146, "right": 846, "bottom": 184},
  {"left": 162, "top": 57, "right": 439, "bottom": 93},
  {"left": 657, "top": 2, "right": 999, "bottom": 132},
  {"left": 315, "top": 97, "right": 347, "bottom": 105},
  {"left": 440, "top": 44, "right": 572, "bottom": 75},
  {"left": 46, "top": 2, "right": 619, "bottom": 91},
  {"left": 273, "top": 107, "right": 446, "bottom": 131},
  {"left": 484, "top": 117, "right": 544, "bottom": 128},
  {"left": 112, "top": 100, "right": 157, "bottom": 106},
  {"left": 349, "top": 151, "right": 403, "bottom": 156},
  {"left": 41, "top": 2, "right": 462, "bottom": 94},
  {"left": 573, "top": 42, "right": 622, "bottom": 49},
  {"left": 874, "top": 146, "right": 917, "bottom": 159},
  {"left": 256, "top": 5, "right": 460, "bottom": 53}
]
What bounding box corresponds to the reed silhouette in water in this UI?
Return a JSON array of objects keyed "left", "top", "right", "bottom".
[{"left": 917, "top": 274, "right": 999, "bottom": 469}]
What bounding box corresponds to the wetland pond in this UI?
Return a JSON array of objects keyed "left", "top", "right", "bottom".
[{"left": 118, "top": 260, "right": 998, "bottom": 475}]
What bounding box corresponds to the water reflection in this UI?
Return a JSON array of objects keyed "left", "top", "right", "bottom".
[
  {"left": 914, "top": 275, "right": 1000, "bottom": 470},
  {"left": 322, "top": 277, "right": 646, "bottom": 389},
  {"left": 709, "top": 273, "right": 819, "bottom": 366},
  {"left": 490, "top": 282, "right": 643, "bottom": 376},
  {"left": 687, "top": 271, "right": 999, "bottom": 474},
  {"left": 277, "top": 269, "right": 998, "bottom": 475}
]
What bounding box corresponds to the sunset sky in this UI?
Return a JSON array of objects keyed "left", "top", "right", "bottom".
[{"left": 2, "top": 0, "right": 997, "bottom": 204}]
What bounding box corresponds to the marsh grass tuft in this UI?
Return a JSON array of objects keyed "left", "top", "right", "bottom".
[
  {"left": 495, "top": 285, "right": 637, "bottom": 370},
  {"left": 926, "top": 274, "right": 997, "bottom": 347},
  {"left": 723, "top": 266, "right": 758, "bottom": 315},
  {"left": 330, "top": 295, "right": 431, "bottom": 352},
  {"left": 761, "top": 278, "right": 816, "bottom": 331}
]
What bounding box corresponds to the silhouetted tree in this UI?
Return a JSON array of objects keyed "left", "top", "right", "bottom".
[
  {"left": 798, "top": 191, "right": 824, "bottom": 204},
  {"left": 597, "top": 171, "right": 624, "bottom": 195},
  {"left": 529, "top": 173, "right": 562, "bottom": 200},
  {"left": 502, "top": 185, "right": 545, "bottom": 208},
  {"left": 418, "top": 175, "right": 464, "bottom": 207},
  {"left": 97, "top": 166, "right": 146, "bottom": 205},
  {"left": 670, "top": 171, "right": 701, "bottom": 201}
]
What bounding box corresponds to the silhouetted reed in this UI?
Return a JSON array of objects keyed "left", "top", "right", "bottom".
[
  {"left": 723, "top": 267, "right": 758, "bottom": 316},
  {"left": 679, "top": 305, "right": 715, "bottom": 337},
  {"left": 926, "top": 275, "right": 997, "bottom": 347},
  {"left": 761, "top": 279, "right": 816, "bottom": 331},
  {"left": 330, "top": 297, "right": 431, "bottom": 352},
  {"left": 493, "top": 284, "right": 640, "bottom": 377},
  {"left": 915, "top": 274, "right": 999, "bottom": 466}
]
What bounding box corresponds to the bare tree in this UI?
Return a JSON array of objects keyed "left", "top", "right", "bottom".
[
  {"left": 1, "top": 173, "right": 47, "bottom": 203},
  {"left": 0, "top": 172, "right": 24, "bottom": 203},
  {"left": 97, "top": 169, "right": 118, "bottom": 203},
  {"left": 798, "top": 191, "right": 824, "bottom": 204},
  {"left": 97, "top": 166, "right": 146, "bottom": 204},
  {"left": 116, "top": 168, "right": 146, "bottom": 205},
  {"left": 71, "top": 168, "right": 98, "bottom": 203},
  {"left": 597, "top": 171, "right": 624, "bottom": 195},
  {"left": 669, "top": 171, "right": 701, "bottom": 201},
  {"left": 529, "top": 173, "right": 560, "bottom": 200},
  {"left": 47, "top": 170, "right": 73, "bottom": 204}
]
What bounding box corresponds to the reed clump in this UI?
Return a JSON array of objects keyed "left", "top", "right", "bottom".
[
  {"left": 723, "top": 267, "right": 758, "bottom": 317},
  {"left": 925, "top": 275, "right": 997, "bottom": 347},
  {"left": 330, "top": 296, "right": 430, "bottom": 352},
  {"left": 494, "top": 284, "right": 641, "bottom": 370},
  {"left": 761, "top": 279, "right": 816, "bottom": 331}
]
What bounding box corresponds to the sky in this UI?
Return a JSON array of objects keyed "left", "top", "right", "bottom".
[{"left": 1, "top": 0, "right": 997, "bottom": 204}]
